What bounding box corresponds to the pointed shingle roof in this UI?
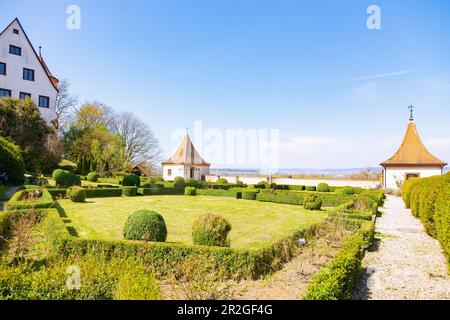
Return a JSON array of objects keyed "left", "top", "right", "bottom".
[
  {"left": 381, "top": 121, "right": 447, "bottom": 167},
  {"left": 162, "top": 133, "right": 210, "bottom": 166}
]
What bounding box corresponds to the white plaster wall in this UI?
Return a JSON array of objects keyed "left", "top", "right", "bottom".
[
  {"left": 0, "top": 20, "right": 57, "bottom": 124},
  {"left": 205, "top": 175, "right": 380, "bottom": 188},
  {"left": 384, "top": 167, "right": 443, "bottom": 189},
  {"left": 163, "top": 165, "right": 210, "bottom": 181}
]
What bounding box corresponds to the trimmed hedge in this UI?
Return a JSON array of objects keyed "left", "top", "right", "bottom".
[
  {"left": 0, "top": 136, "right": 25, "bottom": 184},
  {"left": 137, "top": 187, "right": 184, "bottom": 196},
  {"left": 305, "top": 186, "right": 316, "bottom": 192},
  {"left": 67, "top": 186, "right": 86, "bottom": 203},
  {"left": 405, "top": 173, "right": 450, "bottom": 269},
  {"left": 87, "top": 171, "right": 99, "bottom": 182},
  {"left": 48, "top": 188, "right": 123, "bottom": 199},
  {"left": 242, "top": 191, "right": 258, "bottom": 200},
  {"left": 317, "top": 183, "right": 331, "bottom": 193},
  {"left": 402, "top": 177, "right": 421, "bottom": 208},
  {"left": 184, "top": 187, "right": 196, "bottom": 196},
  {"left": 55, "top": 172, "right": 81, "bottom": 188},
  {"left": 122, "top": 175, "right": 140, "bottom": 187},
  {"left": 303, "top": 194, "right": 322, "bottom": 210},
  {"left": 192, "top": 213, "right": 232, "bottom": 247},
  {"left": 256, "top": 190, "right": 356, "bottom": 207},
  {"left": 42, "top": 209, "right": 328, "bottom": 280},
  {"left": 123, "top": 210, "right": 167, "bottom": 242},
  {"left": 122, "top": 187, "right": 138, "bottom": 197},
  {"left": 5, "top": 189, "right": 54, "bottom": 210},
  {"left": 304, "top": 222, "right": 374, "bottom": 300},
  {"left": 197, "top": 189, "right": 242, "bottom": 199}
]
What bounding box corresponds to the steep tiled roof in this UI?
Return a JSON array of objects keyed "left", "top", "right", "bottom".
[
  {"left": 381, "top": 121, "right": 447, "bottom": 167},
  {"left": 162, "top": 133, "right": 210, "bottom": 166}
]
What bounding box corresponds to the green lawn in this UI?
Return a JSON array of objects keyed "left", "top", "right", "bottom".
[{"left": 58, "top": 196, "right": 327, "bottom": 249}]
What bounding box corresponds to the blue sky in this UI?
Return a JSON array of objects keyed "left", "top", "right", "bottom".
[{"left": 1, "top": 0, "right": 450, "bottom": 169}]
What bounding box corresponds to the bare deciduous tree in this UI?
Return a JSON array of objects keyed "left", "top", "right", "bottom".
[
  {"left": 112, "top": 112, "right": 161, "bottom": 169},
  {"left": 54, "top": 79, "right": 78, "bottom": 133}
]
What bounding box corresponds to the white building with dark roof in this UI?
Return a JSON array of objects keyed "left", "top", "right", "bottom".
[
  {"left": 162, "top": 132, "right": 210, "bottom": 181},
  {"left": 0, "top": 18, "right": 59, "bottom": 124}
]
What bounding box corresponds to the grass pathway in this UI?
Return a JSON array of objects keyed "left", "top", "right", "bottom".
[{"left": 353, "top": 195, "right": 449, "bottom": 300}]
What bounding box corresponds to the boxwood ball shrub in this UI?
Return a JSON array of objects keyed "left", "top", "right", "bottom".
[
  {"left": 215, "top": 178, "right": 229, "bottom": 185},
  {"left": 55, "top": 171, "right": 81, "bottom": 187},
  {"left": 0, "top": 136, "right": 25, "bottom": 184},
  {"left": 122, "top": 175, "right": 140, "bottom": 187},
  {"left": 303, "top": 194, "right": 322, "bottom": 210},
  {"left": 87, "top": 171, "right": 99, "bottom": 182},
  {"left": 173, "top": 176, "right": 185, "bottom": 187},
  {"left": 123, "top": 210, "right": 167, "bottom": 242},
  {"left": 52, "top": 169, "right": 65, "bottom": 181},
  {"left": 192, "top": 213, "right": 232, "bottom": 247},
  {"left": 317, "top": 183, "right": 331, "bottom": 193},
  {"left": 67, "top": 186, "right": 86, "bottom": 203},
  {"left": 185, "top": 186, "right": 196, "bottom": 196},
  {"left": 122, "top": 186, "right": 137, "bottom": 197}
]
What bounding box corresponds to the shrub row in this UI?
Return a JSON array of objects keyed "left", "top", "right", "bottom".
[
  {"left": 42, "top": 209, "right": 326, "bottom": 280},
  {"left": 5, "top": 189, "right": 54, "bottom": 210},
  {"left": 303, "top": 221, "right": 375, "bottom": 300},
  {"left": 404, "top": 173, "right": 450, "bottom": 267},
  {"left": 256, "top": 190, "right": 356, "bottom": 207},
  {"left": 196, "top": 189, "right": 242, "bottom": 199},
  {"left": 47, "top": 188, "right": 123, "bottom": 199},
  {"left": 137, "top": 187, "right": 185, "bottom": 196}
]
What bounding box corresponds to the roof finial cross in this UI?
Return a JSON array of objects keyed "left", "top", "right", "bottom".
[{"left": 408, "top": 105, "right": 414, "bottom": 121}]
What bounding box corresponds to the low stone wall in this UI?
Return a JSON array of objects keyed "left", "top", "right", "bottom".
[{"left": 205, "top": 175, "right": 380, "bottom": 189}]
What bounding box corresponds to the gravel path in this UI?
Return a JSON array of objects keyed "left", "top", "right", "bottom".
[{"left": 353, "top": 195, "right": 449, "bottom": 300}]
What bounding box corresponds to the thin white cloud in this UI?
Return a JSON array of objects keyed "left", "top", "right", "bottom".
[{"left": 334, "top": 70, "right": 414, "bottom": 83}]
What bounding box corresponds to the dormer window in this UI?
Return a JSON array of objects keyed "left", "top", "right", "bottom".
[
  {"left": 23, "top": 68, "right": 35, "bottom": 81},
  {"left": 13, "top": 28, "right": 19, "bottom": 35},
  {"left": 9, "top": 45, "right": 21, "bottom": 56}
]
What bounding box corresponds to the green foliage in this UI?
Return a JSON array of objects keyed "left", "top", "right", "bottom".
[
  {"left": 42, "top": 208, "right": 327, "bottom": 280},
  {"left": 87, "top": 171, "right": 99, "bottom": 182},
  {"left": 173, "top": 176, "right": 185, "bottom": 187},
  {"left": 67, "top": 186, "right": 86, "bottom": 203},
  {"left": 138, "top": 187, "right": 185, "bottom": 196},
  {"left": 303, "top": 194, "right": 323, "bottom": 210},
  {"left": 122, "top": 175, "right": 140, "bottom": 187},
  {"left": 336, "top": 186, "right": 355, "bottom": 195},
  {"left": 122, "top": 187, "right": 137, "bottom": 197},
  {"left": 123, "top": 210, "right": 167, "bottom": 242},
  {"left": 185, "top": 187, "right": 196, "bottom": 196},
  {"left": 185, "top": 178, "right": 198, "bottom": 187},
  {"left": 196, "top": 189, "right": 242, "bottom": 199},
  {"left": 0, "top": 256, "right": 162, "bottom": 300},
  {"left": 0, "top": 98, "right": 61, "bottom": 173},
  {"left": 215, "top": 178, "right": 229, "bottom": 185},
  {"left": 52, "top": 169, "right": 65, "bottom": 181},
  {"left": 55, "top": 171, "right": 81, "bottom": 188},
  {"left": 304, "top": 225, "right": 374, "bottom": 300},
  {"left": 289, "top": 185, "right": 305, "bottom": 191},
  {"left": 402, "top": 177, "right": 421, "bottom": 208},
  {"left": 317, "top": 183, "right": 331, "bottom": 193},
  {"left": 255, "top": 181, "right": 270, "bottom": 189},
  {"left": 5, "top": 189, "right": 54, "bottom": 210},
  {"left": 242, "top": 191, "right": 258, "bottom": 200},
  {"left": 305, "top": 186, "right": 316, "bottom": 192},
  {"left": 192, "top": 214, "right": 232, "bottom": 247},
  {"left": 256, "top": 190, "right": 356, "bottom": 207},
  {"left": 435, "top": 187, "right": 450, "bottom": 268},
  {"left": 371, "top": 203, "right": 379, "bottom": 216},
  {"left": 0, "top": 136, "right": 25, "bottom": 184}
]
